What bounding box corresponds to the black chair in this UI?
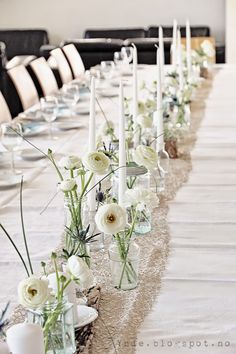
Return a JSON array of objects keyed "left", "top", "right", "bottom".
[
  {"left": 147, "top": 26, "right": 211, "bottom": 38},
  {"left": 124, "top": 38, "right": 172, "bottom": 64},
  {"left": 62, "top": 39, "right": 123, "bottom": 69},
  {"left": 0, "top": 29, "right": 49, "bottom": 59},
  {"left": 84, "top": 28, "right": 147, "bottom": 40}
]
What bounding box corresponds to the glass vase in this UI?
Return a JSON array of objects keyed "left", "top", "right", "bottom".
[
  {"left": 112, "top": 165, "right": 149, "bottom": 200},
  {"left": 64, "top": 196, "right": 91, "bottom": 267},
  {"left": 134, "top": 203, "right": 152, "bottom": 234},
  {"left": 27, "top": 299, "right": 76, "bottom": 354},
  {"left": 108, "top": 233, "right": 140, "bottom": 290}
]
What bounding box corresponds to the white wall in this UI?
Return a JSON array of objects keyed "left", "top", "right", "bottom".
[
  {"left": 0, "top": 0, "right": 225, "bottom": 45},
  {"left": 226, "top": 0, "right": 236, "bottom": 63}
]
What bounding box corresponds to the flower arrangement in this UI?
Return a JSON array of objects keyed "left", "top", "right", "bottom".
[
  {"left": 95, "top": 203, "right": 139, "bottom": 290},
  {"left": 48, "top": 149, "right": 110, "bottom": 266}
]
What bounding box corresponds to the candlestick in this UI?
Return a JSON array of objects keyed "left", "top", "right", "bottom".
[
  {"left": 7, "top": 323, "right": 45, "bottom": 354},
  {"left": 118, "top": 80, "right": 127, "bottom": 205},
  {"left": 172, "top": 19, "right": 178, "bottom": 69},
  {"left": 88, "top": 76, "right": 96, "bottom": 212},
  {"left": 158, "top": 26, "right": 165, "bottom": 86},
  {"left": 186, "top": 19, "right": 192, "bottom": 79},
  {"left": 0, "top": 343, "right": 10, "bottom": 354},
  {"left": 177, "top": 29, "right": 184, "bottom": 91},
  {"left": 132, "top": 43, "right": 139, "bottom": 146},
  {"left": 156, "top": 47, "right": 164, "bottom": 152}
]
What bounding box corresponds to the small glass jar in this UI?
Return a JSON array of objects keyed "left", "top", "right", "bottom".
[
  {"left": 134, "top": 203, "right": 152, "bottom": 234},
  {"left": 27, "top": 299, "right": 76, "bottom": 354},
  {"left": 112, "top": 165, "right": 149, "bottom": 199},
  {"left": 108, "top": 232, "right": 140, "bottom": 290},
  {"left": 64, "top": 196, "right": 91, "bottom": 267}
]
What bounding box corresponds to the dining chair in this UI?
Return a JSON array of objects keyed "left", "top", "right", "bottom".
[
  {"left": 50, "top": 48, "right": 73, "bottom": 84},
  {"left": 0, "top": 91, "right": 12, "bottom": 123},
  {"left": 30, "top": 57, "right": 58, "bottom": 97},
  {"left": 8, "top": 65, "right": 39, "bottom": 111},
  {"left": 62, "top": 44, "right": 85, "bottom": 79}
]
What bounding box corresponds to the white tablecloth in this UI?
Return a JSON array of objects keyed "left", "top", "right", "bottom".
[
  {"left": 1, "top": 65, "right": 236, "bottom": 354},
  {"left": 136, "top": 65, "right": 236, "bottom": 353}
]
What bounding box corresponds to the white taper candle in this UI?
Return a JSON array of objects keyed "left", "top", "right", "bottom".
[
  {"left": 186, "top": 19, "right": 192, "bottom": 79},
  {"left": 156, "top": 47, "right": 164, "bottom": 152},
  {"left": 132, "top": 43, "right": 139, "bottom": 147},
  {"left": 177, "top": 29, "right": 184, "bottom": 91},
  {"left": 118, "top": 80, "right": 127, "bottom": 205},
  {"left": 172, "top": 19, "right": 178, "bottom": 69},
  {"left": 158, "top": 26, "right": 165, "bottom": 86},
  {"left": 88, "top": 76, "right": 96, "bottom": 212}
]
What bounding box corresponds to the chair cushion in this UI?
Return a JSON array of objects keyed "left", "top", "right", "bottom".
[
  {"left": 0, "top": 29, "right": 49, "bottom": 59},
  {"left": 84, "top": 28, "right": 146, "bottom": 39}
]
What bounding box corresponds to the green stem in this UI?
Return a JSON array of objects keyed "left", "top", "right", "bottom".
[
  {"left": 20, "top": 177, "right": 34, "bottom": 275},
  {"left": 0, "top": 224, "right": 30, "bottom": 277}
]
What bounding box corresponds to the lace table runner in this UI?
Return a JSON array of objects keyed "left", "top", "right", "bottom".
[{"left": 6, "top": 73, "right": 215, "bottom": 354}]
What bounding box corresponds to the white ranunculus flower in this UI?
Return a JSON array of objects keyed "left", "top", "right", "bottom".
[
  {"left": 201, "top": 40, "right": 215, "bottom": 58},
  {"left": 59, "top": 155, "right": 82, "bottom": 170},
  {"left": 18, "top": 276, "right": 50, "bottom": 310},
  {"left": 83, "top": 151, "right": 110, "bottom": 175},
  {"left": 59, "top": 179, "right": 76, "bottom": 192},
  {"left": 67, "top": 255, "right": 94, "bottom": 290},
  {"left": 95, "top": 203, "right": 126, "bottom": 234},
  {"left": 137, "top": 114, "right": 153, "bottom": 129},
  {"left": 125, "top": 187, "right": 150, "bottom": 205},
  {"left": 133, "top": 145, "right": 157, "bottom": 171}
]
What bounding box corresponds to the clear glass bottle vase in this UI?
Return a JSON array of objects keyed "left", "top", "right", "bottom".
[
  {"left": 64, "top": 196, "right": 91, "bottom": 267},
  {"left": 27, "top": 299, "right": 76, "bottom": 354},
  {"left": 108, "top": 232, "right": 140, "bottom": 290},
  {"left": 134, "top": 203, "right": 152, "bottom": 234}
]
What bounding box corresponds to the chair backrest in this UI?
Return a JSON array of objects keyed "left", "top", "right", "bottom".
[
  {"left": 0, "top": 91, "right": 11, "bottom": 123},
  {"left": 30, "top": 57, "right": 58, "bottom": 96},
  {"left": 62, "top": 44, "right": 85, "bottom": 78},
  {"left": 181, "top": 36, "right": 216, "bottom": 63},
  {"left": 8, "top": 65, "right": 39, "bottom": 111},
  {"left": 50, "top": 48, "right": 73, "bottom": 84}
]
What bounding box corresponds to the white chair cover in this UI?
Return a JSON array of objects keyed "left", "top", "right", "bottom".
[
  {"left": 62, "top": 44, "right": 85, "bottom": 78},
  {"left": 50, "top": 48, "right": 73, "bottom": 84},
  {"left": 8, "top": 65, "right": 39, "bottom": 111},
  {"left": 30, "top": 57, "right": 58, "bottom": 97}
]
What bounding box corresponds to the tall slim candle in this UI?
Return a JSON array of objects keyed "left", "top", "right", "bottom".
[
  {"left": 172, "top": 19, "right": 178, "bottom": 69},
  {"left": 118, "top": 80, "right": 126, "bottom": 205},
  {"left": 156, "top": 47, "right": 164, "bottom": 152},
  {"left": 7, "top": 323, "right": 45, "bottom": 354},
  {"left": 159, "top": 26, "right": 165, "bottom": 86},
  {"left": 88, "top": 76, "right": 96, "bottom": 212},
  {"left": 186, "top": 19, "right": 192, "bottom": 79},
  {"left": 132, "top": 43, "right": 139, "bottom": 146},
  {"left": 177, "top": 29, "right": 184, "bottom": 91}
]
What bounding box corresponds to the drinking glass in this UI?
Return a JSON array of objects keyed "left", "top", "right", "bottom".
[
  {"left": 121, "top": 46, "right": 134, "bottom": 64},
  {"left": 100, "top": 61, "right": 115, "bottom": 80},
  {"left": 114, "top": 51, "right": 126, "bottom": 69},
  {"left": 1, "top": 122, "right": 23, "bottom": 175},
  {"left": 40, "top": 96, "right": 58, "bottom": 140},
  {"left": 62, "top": 84, "right": 80, "bottom": 113}
]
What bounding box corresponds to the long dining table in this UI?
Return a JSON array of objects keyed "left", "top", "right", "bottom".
[{"left": 0, "top": 64, "right": 236, "bottom": 354}]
